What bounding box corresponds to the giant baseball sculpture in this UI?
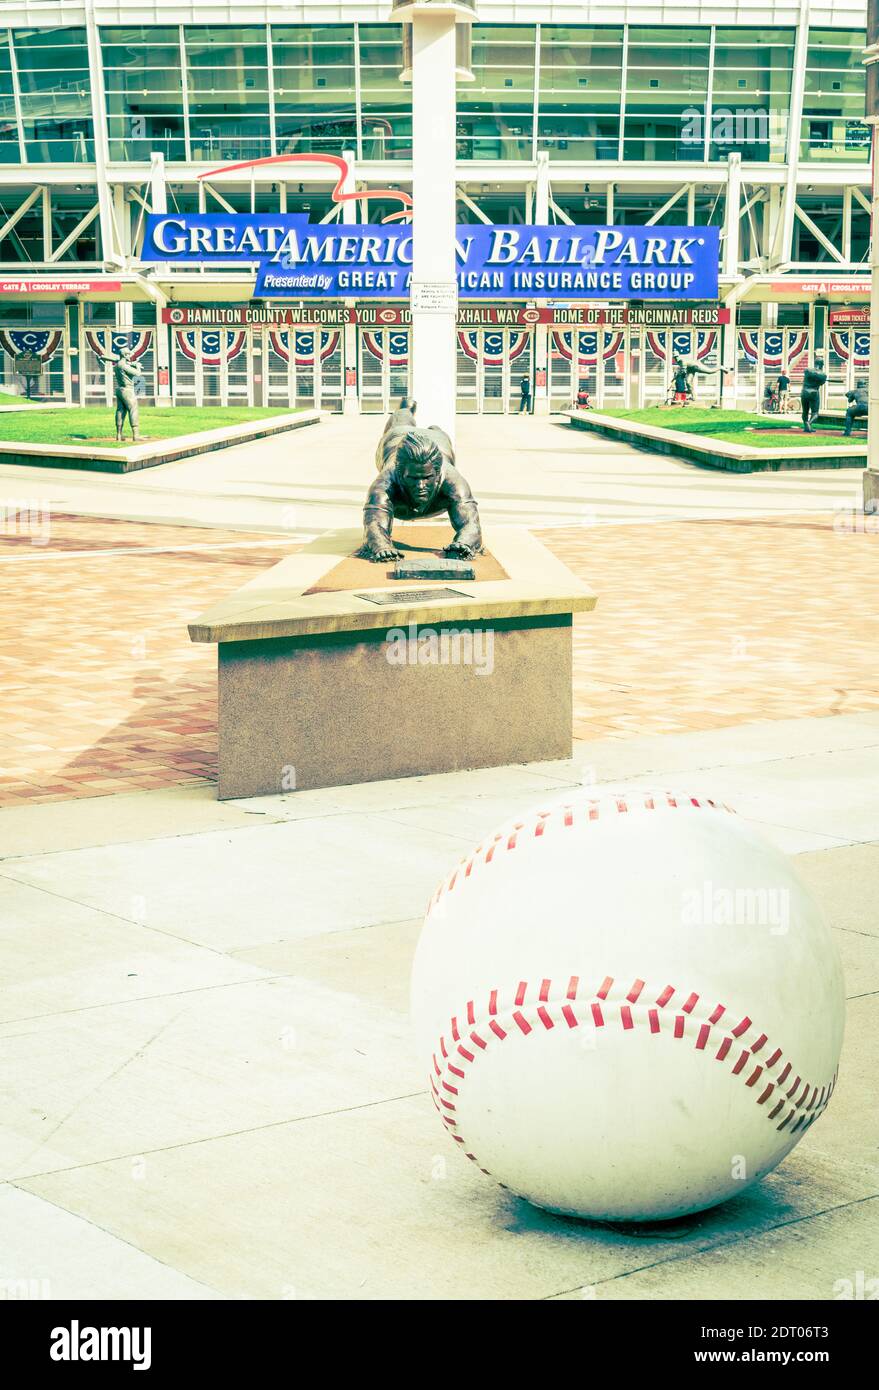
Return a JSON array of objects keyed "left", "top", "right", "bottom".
[{"left": 411, "top": 790, "right": 844, "bottom": 1221}]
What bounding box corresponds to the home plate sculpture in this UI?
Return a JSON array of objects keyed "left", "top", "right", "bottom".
[{"left": 411, "top": 791, "right": 844, "bottom": 1221}]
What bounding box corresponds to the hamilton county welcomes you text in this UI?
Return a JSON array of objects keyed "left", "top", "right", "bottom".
[{"left": 141, "top": 216, "right": 719, "bottom": 301}]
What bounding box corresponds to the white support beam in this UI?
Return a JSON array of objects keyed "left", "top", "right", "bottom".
[
  {"left": 740, "top": 188, "right": 766, "bottom": 220},
  {"left": 41, "top": 184, "right": 51, "bottom": 259},
  {"left": 130, "top": 184, "right": 150, "bottom": 257},
  {"left": 547, "top": 193, "right": 573, "bottom": 225},
  {"left": 646, "top": 183, "right": 689, "bottom": 226},
  {"left": 410, "top": 11, "right": 458, "bottom": 442},
  {"left": 535, "top": 150, "right": 549, "bottom": 224},
  {"left": 49, "top": 202, "right": 100, "bottom": 262},
  {"left": 704, "top": 25, "right": 716, "bottom": 163},
  {"left": 84, "top": 0, "right": 120, "bottom": 265},
  {"left": 0, "top": 185, "right": 42, "bottom": 246},
  {"left": 777, "top": 0, "right": 810, "bottom": 267},
  {"left": 843, "top": 185, "right": 852, "bottom": 260},
  {"left": 723, "top": 152, "right": 742, "bottom": 277},
  {"left": 534, "top": 149, "right": 549, "bottom": 414},
  {"left": 793, "top": 202, "right": 846, "bottom": 262},
  {"left": 606, "top": 181, "right": 614, "bottom": 224},
  {"left": 852, "top": 185, "right": 872, "bottom": 215},
  {"left": 202, "top": 182, "right": 237, "bottom": 215},
  {"left": 341, "top": 148, "right": 358, "bottom": 417},
  {"left": 456, "top": 186, "right": 493, "bottom": 225}
]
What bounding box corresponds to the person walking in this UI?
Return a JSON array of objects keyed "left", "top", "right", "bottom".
[
  {"left": 843, "top": 379, "right": 868, "bottom": 436},
  {"left": 800, "top": 358, "right": 827, "bottom": 433},
  {"left": 777, "top": 370, "right": 790, "bottom": 411},
  {"left": 519, "top": 375, "right": 532, "bottom": 414}
]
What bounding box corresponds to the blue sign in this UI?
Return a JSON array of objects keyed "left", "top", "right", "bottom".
[{"left": 142, "top": 215, "right": 719, "bottom": 300}]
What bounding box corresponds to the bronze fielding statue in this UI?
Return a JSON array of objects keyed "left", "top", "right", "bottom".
[
  {"left": 96, "top": 343, "right": 142, "bottom": 442},
  {"left": 359, "top": 402, "right": 483, "bottom": 562}
]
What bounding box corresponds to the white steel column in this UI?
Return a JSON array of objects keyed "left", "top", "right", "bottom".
[
  {"left": 865, "top": 11, "right": 879, "bottom": 506},
  {"left": 341, "top": 147, "right": 359, "bottom": 416},
  {"left": 533, "top": 149, "right": 550, "bottom": 415},
  {"left": 410, "top": 8, "right": 459, "bottom": 442},
  {"left": 148, "top": 152, "right": 173, "bottom": 405},
  {"left": 778, "top": 0, "right": 810, "bottom": 268},
  {"left": 722, "top": 151, "right": 743, "bottom": 412},
  {"left": 83, "top": 0, "right": 120, "bottom": 267},
  {"left": 723, "top": 152, "right": 742, "bottom": 278}
]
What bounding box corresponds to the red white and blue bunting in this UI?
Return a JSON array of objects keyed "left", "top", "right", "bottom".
[
  {"left": 457, "top": 330, "right": 529, "bottom": 364},
  {"left": 85, "top": 329, "right": 153, "bottom": 361},
  {"left": 175, "top": 329, "right": 247, "bottom": 365},
  {"left": 829, "top": 331, "right": 870, "bottom": 368},
  {"left": 269, "top": 329, "right": 341, "bottom": 365},
  {"left": 645, "top": 330, "right": 717, "bottom": 361},
  {"left": 0, "top": 328, "right": 62, "bottom": 361},
  {"left": 551, "top": 331, "right": 624, "bottom": 365},
  {"left": 737, "top": 330, "right": 809, "bottom": 367},
  {"left": 360, "top": 330, "right": 409, "bottom": 366}
]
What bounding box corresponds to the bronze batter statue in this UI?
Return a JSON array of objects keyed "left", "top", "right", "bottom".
[
  {"left": 359, "top": 420, "right": 483, "bottom": 562},
  {"left": 96, "top": 343, "right": 142, "bottom": 442}
]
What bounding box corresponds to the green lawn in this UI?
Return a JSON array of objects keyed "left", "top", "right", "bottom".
[
  {"left": 596, "top": 406, "right": 862, "bottom": 450},
  {"left": 0, "top": 390, "right": 35, "bottom": 405},
  {"left": 0, "top": 405, "right": 300, "bottom": 447}
]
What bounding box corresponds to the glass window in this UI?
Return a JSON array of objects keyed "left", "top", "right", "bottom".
[
  {"left": 101, "top": 26, "right": 186, "bottom": 162},
  {"left": 710, "top": 27, "right": 794, "bottom": 162},
  {"left": 273, "top": 23, "right": 358, "bottom": 157},
  {"left": 184, "top": 24, "right": 271, "bottom": 163},
  {"left": 801, "top": 27, "right": 867, "bottom": 163},
  {"left": 358, "top": 23, "right": 409, "bottom": 160},
  {"left": 457, "top": 23, "right": 535, "bottom": 162},
  {"left": 624, "top": 27, "right": 710, "bottom": 162},
  {"left": 538, "top": 24, "right": 622, "bottom": 161},
  {"left": 12, "top": 28, "right": 94, "bottom": 162}
]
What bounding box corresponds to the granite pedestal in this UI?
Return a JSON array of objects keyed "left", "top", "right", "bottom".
[{"left": 189, "top": 525, "right": 596, "bottom": 799}]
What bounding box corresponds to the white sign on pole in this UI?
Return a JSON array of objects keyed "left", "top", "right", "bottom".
[{"left": 411, "top": 281, "right": 458, "bottom": 314}]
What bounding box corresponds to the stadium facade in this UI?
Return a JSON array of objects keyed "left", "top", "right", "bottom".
[{"left": 0, "top": 0, "right": 872, "bottom": 414}]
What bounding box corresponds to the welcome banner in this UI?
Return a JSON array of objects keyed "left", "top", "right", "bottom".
[{"left": 142, "top": 216, "right": 719, "bottom": 301}]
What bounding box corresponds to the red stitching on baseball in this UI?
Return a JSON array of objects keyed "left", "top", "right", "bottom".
[
  {"left": 429, "top": 976, "right": 837, "bottom": 1177},
  {"left": 428, "top": 793, "right": 737, "bottom": 910}
]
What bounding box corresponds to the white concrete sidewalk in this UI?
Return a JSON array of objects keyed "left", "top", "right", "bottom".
[
  {"left": 0, "top": 413, "right": 865, "bottom": 538},
  {"left": 0, "top": 712, "right": 876, "bottom": 1299}
]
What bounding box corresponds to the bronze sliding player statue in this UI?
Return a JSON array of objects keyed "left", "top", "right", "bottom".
[{"left": 359, "top": 400, "right": 483, "bottom": 562}]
